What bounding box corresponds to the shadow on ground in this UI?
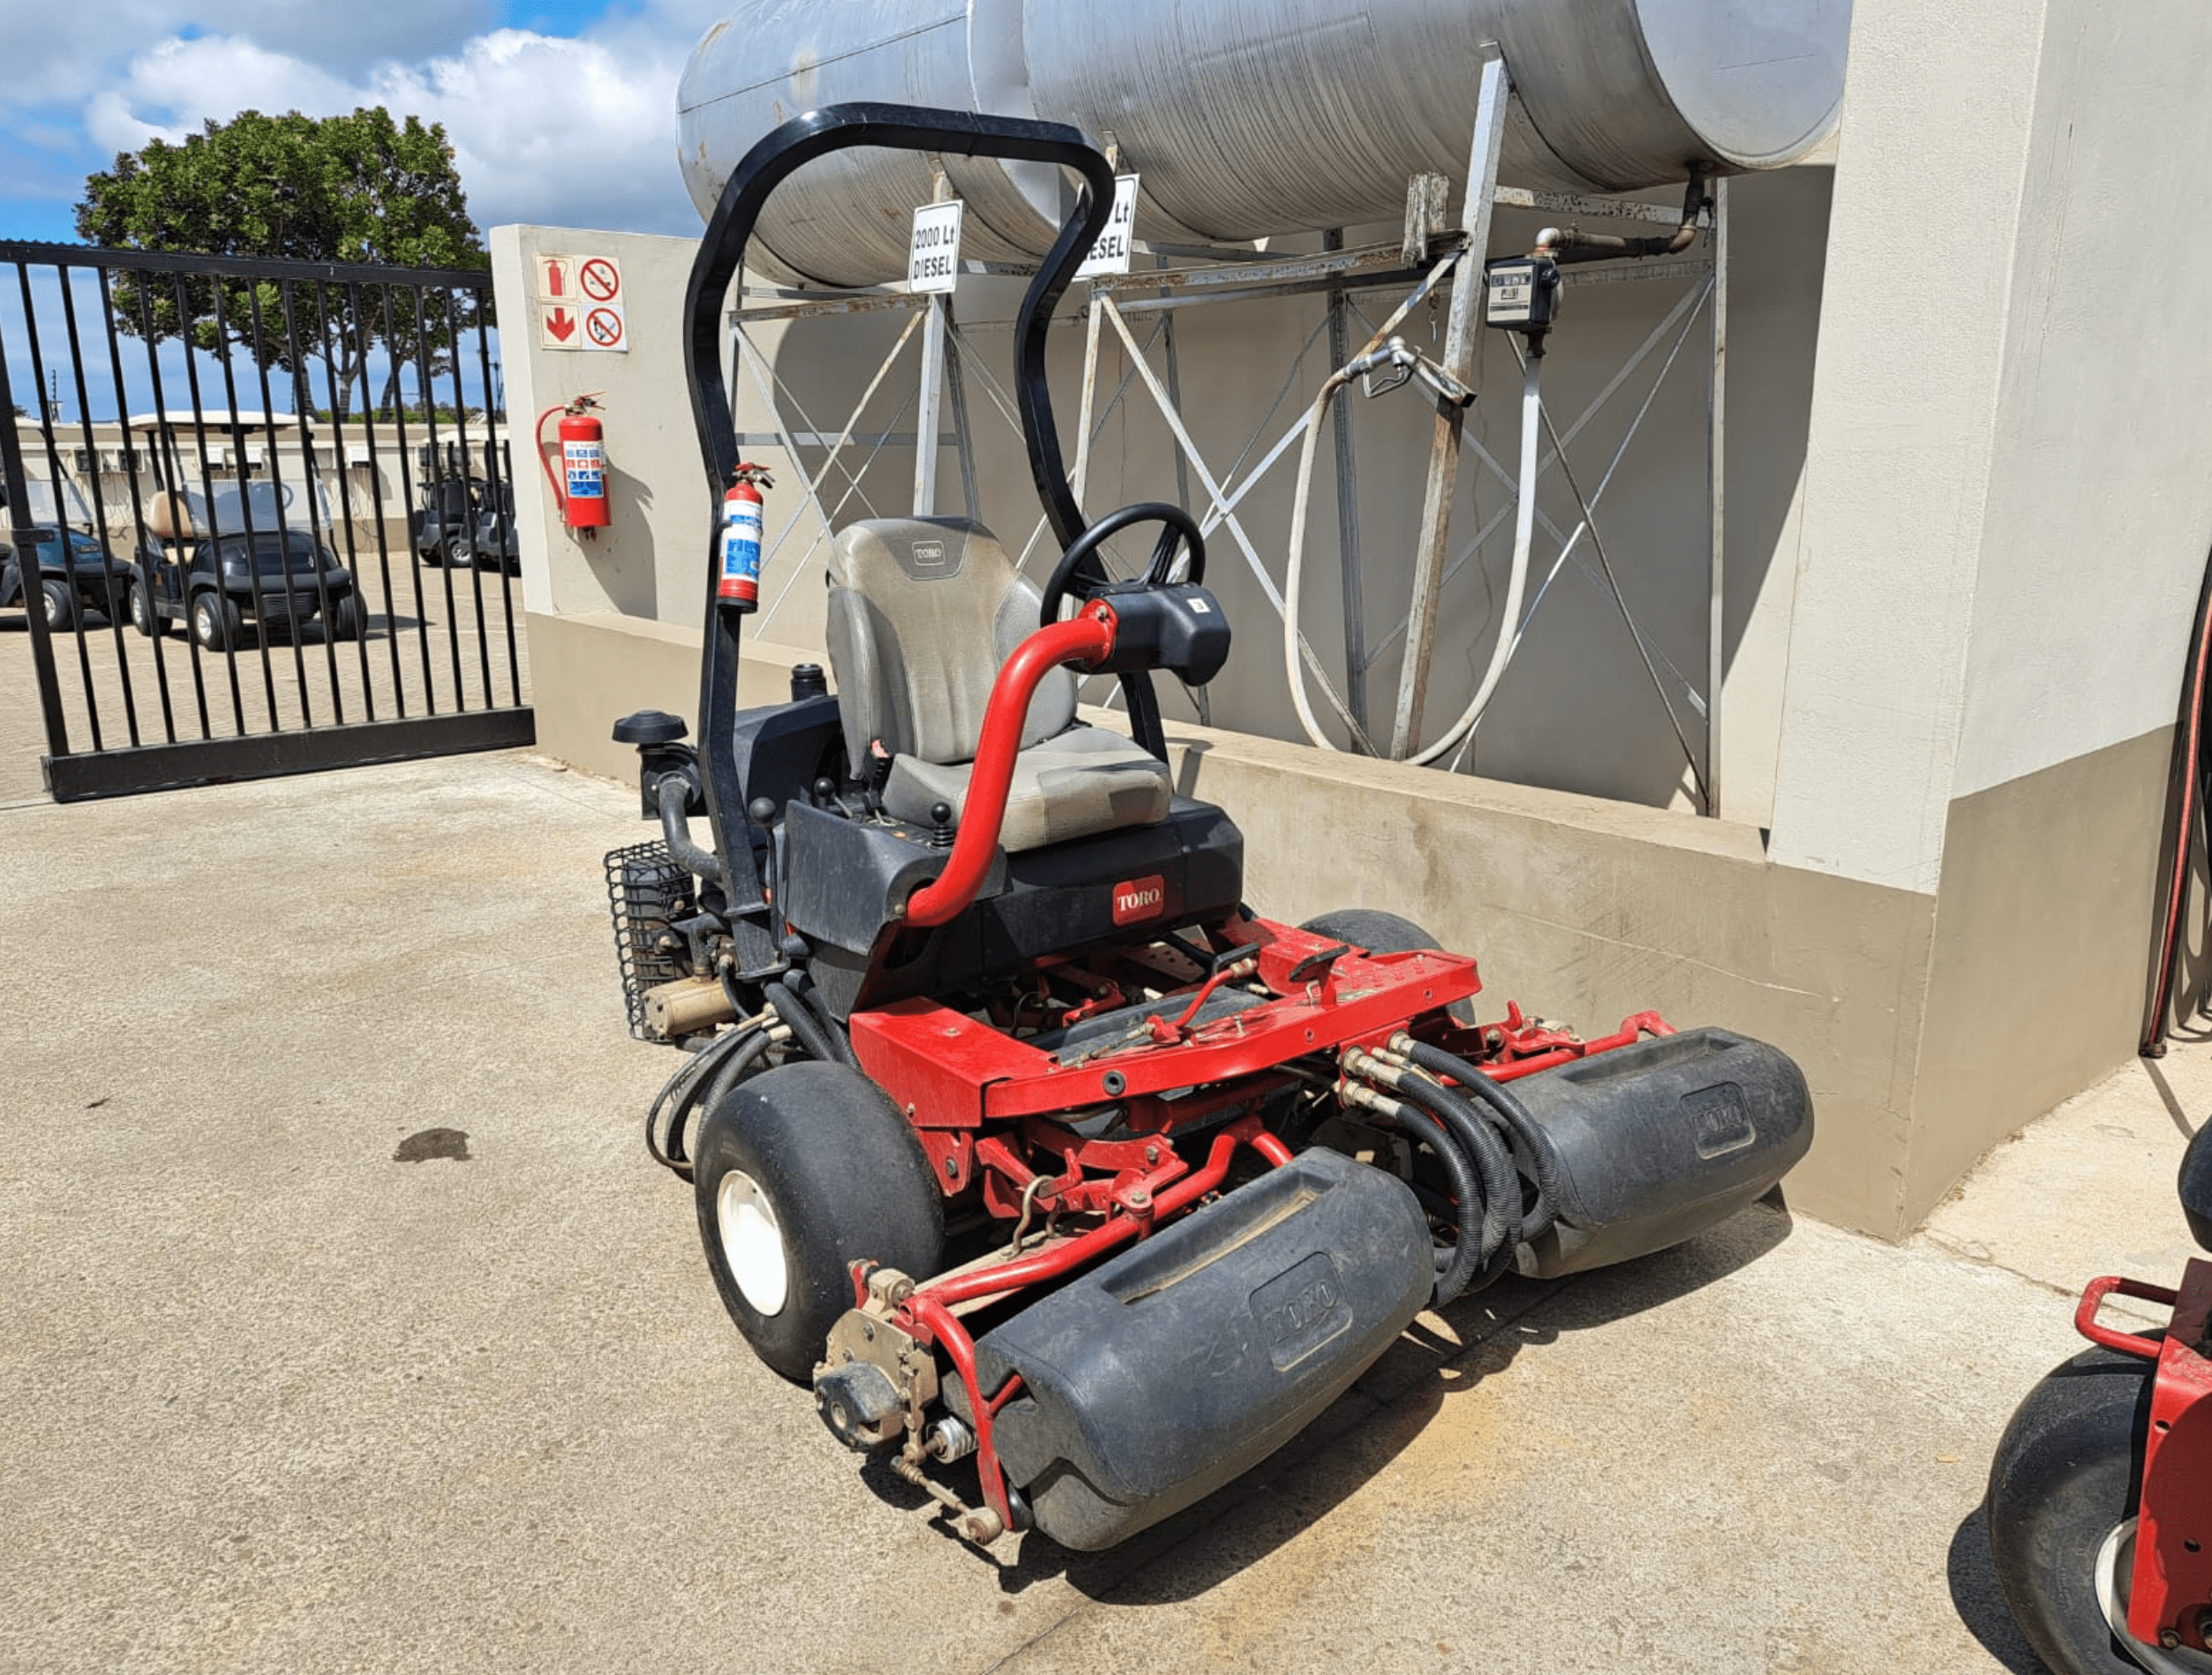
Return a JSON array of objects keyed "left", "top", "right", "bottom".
[{"left": 1948, "top": 1506, "right": 2045, "bottom": 1674}]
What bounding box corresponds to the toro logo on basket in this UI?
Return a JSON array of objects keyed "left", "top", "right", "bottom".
[{"left": 1111, "top": 875, "right": 1166, "bottom": 925}]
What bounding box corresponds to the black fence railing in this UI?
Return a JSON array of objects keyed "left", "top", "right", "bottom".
[{"left": 0, "top": 241, "right": 532, "bottom": 800}]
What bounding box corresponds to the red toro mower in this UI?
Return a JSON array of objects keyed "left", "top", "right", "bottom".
[
  {"left": 1987, "top": 1124, "right": 2212, "bottom": 1675},
  {"left": 604, "top": 103, "right": 1813, "bottom": 1551}
]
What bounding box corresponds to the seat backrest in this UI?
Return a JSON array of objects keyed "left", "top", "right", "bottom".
[
  {"left": 146, "top": 491, "right": 196, "bottom": 543},
  {"left": 824, "top": 517, "right": 1075, "bottom": 769}
]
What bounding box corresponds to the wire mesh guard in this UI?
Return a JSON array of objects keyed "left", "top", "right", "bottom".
[{"left": 605, "top": 840, "right": 696, "bottom": 1040}]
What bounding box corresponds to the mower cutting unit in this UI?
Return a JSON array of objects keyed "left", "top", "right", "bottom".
[{"left": 605, "top": 104, "right": 1814, "bottom": 1551}]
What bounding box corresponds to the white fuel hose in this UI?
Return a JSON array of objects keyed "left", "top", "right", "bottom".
[{"left": 1283, "top": 347, "right": 1544, "bottom": 766}]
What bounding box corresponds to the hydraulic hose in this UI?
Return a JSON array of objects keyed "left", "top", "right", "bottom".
[
  {"left": 769, "top": 982, "right": 854, "bottom": 1067},
  {"left": 646, "top": 1021, "right": 771, "bottom": 1176},
  {"left": 1393, "top": 1066, "right": 1543, "bottom": 1251},
  {"left": 1388, "top": 1069, "right": 1524, "bottom": 1258},
  {"left": 658, "top": 776, "right": 725, "bottom": 887},
  {"left": 1348, "top": 1086, "right": 1486, "bottom": 1306},
  {"left": 1396, "top": 1035, "right": 1568, "bottom": 1224},
  {"left": 1284, "top": 348, "right": 1545, "bottom": 765}
]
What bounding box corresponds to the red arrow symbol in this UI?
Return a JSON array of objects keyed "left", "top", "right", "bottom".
[{"left": 545, "top": 307, "right": 575, "bottom": 342}]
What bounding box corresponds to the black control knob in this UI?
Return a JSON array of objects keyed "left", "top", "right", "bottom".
[
  {"left": 613, "top": 709, "right": 687, "bottom": 747},
  {"left": 747, "top": 797, "right": 778, "bottom": 828},
  {"left": 929, "top": 800, "right": 956, "bottom": 849}
]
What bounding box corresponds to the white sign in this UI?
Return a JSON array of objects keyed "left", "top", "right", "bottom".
[
  {"left": 1076, "top": 175, "right": 1141, "bottom": 279},
  {"left": 907, "top": 201, "right": 964, "bottom": 294},
  {"left": 538, "top": 252, "right": 628, "bottom": 352}
]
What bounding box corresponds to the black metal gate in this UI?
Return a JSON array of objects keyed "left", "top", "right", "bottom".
[{"left": 1, "top": 242, "right": 533, "bottom": 801}]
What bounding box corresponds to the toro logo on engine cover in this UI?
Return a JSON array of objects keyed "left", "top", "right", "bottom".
[{"left": 1111, "top": 875, "right": 1167, "bottom": 925}]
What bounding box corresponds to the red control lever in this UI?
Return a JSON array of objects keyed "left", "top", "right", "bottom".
[{"left": 902, "top": 603, "right": 1118, "bottom": 928}]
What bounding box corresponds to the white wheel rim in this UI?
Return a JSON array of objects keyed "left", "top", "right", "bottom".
[
  {"left": 2095, "top": 1519, "right": 2212, "bottom": 1675},
  {"left": 194, "top": 601, "right": 213, "bottom": 639},
  {"left": 716, "top": 1168, "right": 789, "bottom": 1317}
]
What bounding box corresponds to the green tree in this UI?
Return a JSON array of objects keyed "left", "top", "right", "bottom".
[{"left": 77, "top": 108, "right": 491, "bottom": 418}]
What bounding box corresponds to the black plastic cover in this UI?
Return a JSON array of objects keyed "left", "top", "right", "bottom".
[
  {"left": 791, "top": 797, "right": 1244, "bottom": 1018},
  {"left": 970, "top": 1147, "right": 1433, "bottom": 1551},
  {"left": 2182, "top": 1122, "right": 2212, "bottom": 1254},
  {"left": 1093, "top": 582, "right": 1231, "bottom": 687},
  {"left": 1507, "top": 1027, "right": 1813, "bottom": 1279}
]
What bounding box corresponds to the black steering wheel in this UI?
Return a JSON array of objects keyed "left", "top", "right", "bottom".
[{"left": 1039, "top": 500, "right": 1206, "bottom": 629}]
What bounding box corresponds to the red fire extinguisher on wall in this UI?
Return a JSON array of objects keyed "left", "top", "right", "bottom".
[
  {"left": 718, "top": 462, "right": 775, "bottom": 611},
  {"left": 536, "top": 394, "right": 610, "bottom": 534}
]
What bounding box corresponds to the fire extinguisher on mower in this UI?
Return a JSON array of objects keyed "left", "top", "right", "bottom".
[
  {"left": 536, "top": 394, "right": 610, "bottom": 537},
  {"left": 717, "top": 462, "right": 775, "bottom": 612}
]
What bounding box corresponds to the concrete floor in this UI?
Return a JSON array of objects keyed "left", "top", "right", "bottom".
[{"left": 1, "top": 748, "right": 2203, "bottom": 1674}]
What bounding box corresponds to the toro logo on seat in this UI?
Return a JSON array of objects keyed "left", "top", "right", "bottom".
[{"left": 1111, "top": 874, "right": 1167, "bottom": 925}]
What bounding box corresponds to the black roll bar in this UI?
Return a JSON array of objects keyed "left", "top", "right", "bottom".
[{"left": 681, "top": 103, "right": 1117, "bottom": 905}]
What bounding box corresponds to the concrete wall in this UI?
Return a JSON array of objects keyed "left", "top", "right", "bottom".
[{"left": 493, "top": 0, "right": 2212, "bottom": 1240}]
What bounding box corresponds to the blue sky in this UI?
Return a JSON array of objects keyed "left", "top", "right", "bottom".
[{"left": 0, "top": 0, "right": 725, "bottom": 246}]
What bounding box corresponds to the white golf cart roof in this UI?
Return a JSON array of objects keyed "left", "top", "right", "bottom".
[{"left": 125, "top": 411, "right": 315, "bottom": 433}]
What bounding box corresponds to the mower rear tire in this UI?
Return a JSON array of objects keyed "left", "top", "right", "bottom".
[
  {"left": 1986, "top": 1341, "right": 2161, "bottom": 1675},
  {"left": 692, "top": 1060, "right": 943, "bottom": 1383},
  {"left": 1299, "top": 908, "right": 1478, "bottom": 1028}
]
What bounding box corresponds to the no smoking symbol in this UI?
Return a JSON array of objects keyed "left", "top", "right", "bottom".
[
  {"left": 585, "top": 307, "right": 624, "bottom": 348},
  {"left": 580, "top": 259, "right": 621, "bottom": 302}
]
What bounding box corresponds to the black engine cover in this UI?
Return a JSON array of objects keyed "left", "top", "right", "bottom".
[
  {"left": 1507, "top": 1027, "right": 1814, "bottom": 1278},
  {"left": 965, "top": 1148, "right": 1433, "bottom": 1551}
]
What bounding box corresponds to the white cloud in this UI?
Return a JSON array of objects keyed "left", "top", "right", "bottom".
[{"left": 12, "top": 0, "right": 732, "bottom": 237}]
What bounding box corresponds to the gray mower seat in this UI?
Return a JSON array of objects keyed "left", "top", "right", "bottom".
[{"left": 824, "top": 517, "right": 1170, "bottom": 854}]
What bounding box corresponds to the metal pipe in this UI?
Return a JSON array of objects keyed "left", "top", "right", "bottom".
[{"left": 1533, "top": 169, "right": 1709, "bottom": 266}]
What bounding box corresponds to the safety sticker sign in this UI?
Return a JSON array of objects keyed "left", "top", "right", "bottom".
[
  {"left": 537, "top": 252, "right": 628, "bottom": 352},
  {"left": 578, "top": 257, "right": 621, "bottom": 303},
  {"left": 907, "top": 201, "right": 964, "bottom": 294},
  {"left": 1076, "top": 175, "right": 1141, "bottom": 279}
]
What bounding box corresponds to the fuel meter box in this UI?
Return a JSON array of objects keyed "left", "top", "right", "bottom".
[{"left": 1485, "top": 257, "right": 1561, "bottom": 333}]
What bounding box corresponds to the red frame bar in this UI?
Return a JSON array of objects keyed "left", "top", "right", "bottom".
[
  {"left": 915, "top": 1117, "right": 1269, "bottom": 1310},
  {"left": 898, "top": 1116, "right": 1287, "bottom": 1535},
  {"left": 2097, "top": 1259, "right": 2212, "bottom": 1652},
  {"left": 903, "top": 605, "right": 1117, "bottom": 928}
]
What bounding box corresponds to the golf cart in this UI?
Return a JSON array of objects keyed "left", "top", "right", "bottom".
[
  {"left": 604, "top": 105, "right": 1816, "bottom": 1553},
  {"left": 0, "top": 474, "right": 133, "bottom": 630},
  {"left": 125, "top": 411, "right": 361, "bottom": 650}
]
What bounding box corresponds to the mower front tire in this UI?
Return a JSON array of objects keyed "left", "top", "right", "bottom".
[
  {"left": 692, "top": 1060, "right": 944, "bottom": 1383},
  {"left": 1986, "top": 1341, "right": 2161, "bottom": 1675},
  {"left": 1299, "top": 908, "right": 1478, "bottom": 1028}
]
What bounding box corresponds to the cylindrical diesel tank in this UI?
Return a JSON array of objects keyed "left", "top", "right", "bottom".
[{"left": 678, "top": 0, "right": 1849, "bottom": 289}]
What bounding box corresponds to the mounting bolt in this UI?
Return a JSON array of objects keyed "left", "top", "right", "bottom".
[
  {"left": 1145, "top": 1145, "right": 1159, "bottom": 1164},
  {"left": 2161, "top": 1630, "right": 2182, "bottom": 1650},
  {"left": 943, "top": 1158, "right": 958, "bottom": 1179}
]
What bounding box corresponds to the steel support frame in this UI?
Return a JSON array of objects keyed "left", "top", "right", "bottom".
[
  {"left": 720, "top": 61, "right": 1731, "bottom": 813},
  {"left": 1392, "top": 41, "right": 1510, "bottom": 759}
]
